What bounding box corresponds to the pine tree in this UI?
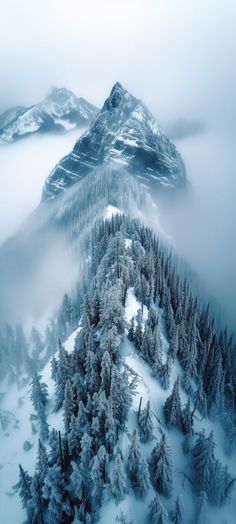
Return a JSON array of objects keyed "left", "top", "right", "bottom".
[
  {"left": 105, "top": 400, "right": 117, "bottom": 454},
  {"left": 31, "top": 371, "right": 48, "bottom": 412},
  {"left": 152, "top": 324, "right": 163, "bottom": 373},
  {"left": 138, "top": 400, "right": 154, "bottom": 442},
  {"left": 100, "top": 350, "right": 112, "bottom": 397},
  {"left": 110, "top": 365, "right": 131, "bottom": 427},
  {"left": 181, "top": 398, "right": 193, "bottom": 435},
  {"left": 63, "top": 380, "right": 76, "bottom": 433},
  {"left": 194, "top": 376, "right": 207, "bottom": 417},
  {"left": 51, "top": 355, "right": 58, "bottom": 381},
  {"left": 42, "top": 465, "right": 65, "bottom": 522},
  {"left": 127, "top": 429, "right": 149, "bottom": 496},
  {"left": 151, "top": 433, "right": 173, "bottom": 497},
  {"left": 48, "top": 428, "right": 60, "bottom": 466},
  {"left": 54, "top": 342, "right": 70, "bottom": 411},
  {"left": 149, "top": 494, "right": 168, "bottom": 524},
  {"left": 76, "top": 400, "right": 88, "bottom": 437},
  {"left": 170, "top": 496, "right": 184, "bottom": 524},
  {"left": 68, "top": 414, "right": 80, "bottom": 458},
  {"left": 16, "top": 465, "right": 32, "bottom": 515},
  {"left": 168, "top": 325, "right": 179, "bottom": 360},
  {"left": 134, "top": 309, "right": 143, "bottom": 349},
  {"left": 38, "top": 401, "right": 49, "bottom": 441},
  {"left": 80, "top": 433, "right": 93, "bottom": 469},
  {"left": 91, "top": 445, "right": 108, "bottom": 505},
  {"left": 128, "top": 317, "right": 135, "bottom": 342},
  {"left": 110, "top": 451, "right": 126, "bottom": 502},
  {"left": 127, "top": 429, "right": 142, "bottom": 484},
  {"left": 164, "top": 377, "right": 182, "bottom": 428},
  {"left": 141, "top": 325, "right": 153, "bottom": 362},
  {"left": 29, "top": 472, "right": 43, "bottom": 524},
  {"left": 137, "top": 457, "right": 150, "bottom": 498},
  {"left": 36, "top": 439, "right": 49, "bottom": 481},
  {"left": 159, "top": 356, "right": 172, "bottom": 390},
  {"left": 192, "top": 431, "right": 215, "bottom": 494}
]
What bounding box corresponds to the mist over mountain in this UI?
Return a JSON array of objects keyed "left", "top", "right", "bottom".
[
  {"left": 0, "top": 73, "right": 235, "bottom": 524},
  {"left": 0, "top": 87, "right": 98, "bottom": 143}
]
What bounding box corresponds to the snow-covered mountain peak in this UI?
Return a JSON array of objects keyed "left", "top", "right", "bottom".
[
  {"left": 0, "top": 88, "right": 98, "bottom": 143},
  {"left": 42, "top": 82, "right": 186, "bottom": 200}
]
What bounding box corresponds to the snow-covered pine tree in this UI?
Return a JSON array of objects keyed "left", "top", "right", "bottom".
[
  {"left": 16, "top": 465, "right": 32, "bottom": 518},
  {"left": 159, "top": 356, "right": 172, "bottom": 390},
  {"left": 138, "top": 400, "right": 154, "bottom": 442},
  {"left": 170, "top": 496, "right": 184, "bottom": 524},
  {"left": 136, "top": 457, "right": 150, "bottom": 498},
  {"left": 110, "top": 451, "right": 126, "bottom": 502},
  {"left": 127, "top": 429, "right": 150, "bottom": 497},
  {"left": 54, "top": 341, "right": 71, "bottom": 411},
  {"left": 80, "top": 432, "right": 93, "bottom": 470},
  {"left": 100, "top": 350, "right": 112, "bottom": 397},
  {"left": 128, "top": 316, "right": 135, "bottom": 342},
  {"left": 181, "top": 398, "right": 194, "bottom": 442},
  {"left": 91, "top": 445, "right": 109, "bottom": 505},
  {"left": 163, "top": 377, "right": 182, "bottom": 428},
  {"left": 134, "top": 309, "right": 143, "bottom": 349},
  {"left": 43, "top": 464, "right": 71, "bottom": 522},
  {"left": 149, "top": 494, "right": 168, "bottom": 524},
  {"left": 105, "top": 399, "right": 117, "bottom": 454},
  {"left": 68, "top": 414, "right": 80, "bottom": 458},
  {"left": 63, "top": 379, "right": 76, "bottom": 433},
  {"left": 168, "top": 325, "right": 179, "bottom": 360},
  {"left": 152, "top": 323, "right": 163, "bottom": 374},
  {"left": 31, "top": 371, "right": 48, "bottom": 412},
  {"left": 192, "top": 431, "right": 215, "bottom": 495},
  {"left": 37, "top": 401, "right": 49, "bottom": 441},
  {"left": 150, "top": 433, "right": 172, "bottom": 497},
  {"left": 36, "top": 439, "right": 49, "bottom": 481}
]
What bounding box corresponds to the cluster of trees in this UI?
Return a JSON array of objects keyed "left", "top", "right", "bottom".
[{"left": 17, "top": 214, "right": 235, "bottom": 523}]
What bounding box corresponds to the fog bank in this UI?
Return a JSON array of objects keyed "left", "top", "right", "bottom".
[
  {"left": 0, "top": 129, "right": 83, "bottom": 243},
  {"left": 157, "top": 129, "right": 236, "bottom": 329}
]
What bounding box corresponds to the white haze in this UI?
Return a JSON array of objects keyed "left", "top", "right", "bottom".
[
  {"left": 157, "top": 129, "right": 236, "bottom": 329},
  {"left": 0, "top": 0, "right": 236, "bottom": 329},
  {"left": 0, "top": 129, "right": 84, "bottom": 243}
]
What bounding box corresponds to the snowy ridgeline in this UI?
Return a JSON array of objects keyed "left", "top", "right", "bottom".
[{"left": 0, "top": 214, "right": 236, "bottom": 524}]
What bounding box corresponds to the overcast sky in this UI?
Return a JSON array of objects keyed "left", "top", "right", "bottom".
[{"left": 0, "top": 0, "right": 236, "bottom": 129}]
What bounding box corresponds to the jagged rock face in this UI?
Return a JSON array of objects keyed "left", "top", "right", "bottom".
[
  {"left": 0, "top": 87, "right": 98, "bottom": 143},
  {"left": 42, "top": 82, "right": 186, "bottom": 200}
]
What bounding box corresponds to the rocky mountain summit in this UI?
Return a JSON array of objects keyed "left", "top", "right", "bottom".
[{"left": 42, "top": 82, "right": 186, "bottom": 200}]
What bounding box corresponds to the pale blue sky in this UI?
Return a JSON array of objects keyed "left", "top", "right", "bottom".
[{"left": 0, "top": 0, "right": 236, "bottom": 129}]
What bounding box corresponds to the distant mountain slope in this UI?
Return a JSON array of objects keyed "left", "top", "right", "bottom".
[
  {"left": 42, "top": 82, "right": 186, "bottom": 200},
  {"left": 0, "top": 87, "right": 98, "bottom": 143},
  {"left": 0, "top": 106, "right": 27, "bottom": 131}
]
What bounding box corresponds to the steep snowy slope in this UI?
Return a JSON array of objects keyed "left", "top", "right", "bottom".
[
  {"left": 42, "top": 82, "right": 186, "bottom": 200},
  {"left": 0, "top": 88, "right": 98, "bottom": 143},
  {"left": 1, "top": 215, "right": 235, "bottom": 524}
]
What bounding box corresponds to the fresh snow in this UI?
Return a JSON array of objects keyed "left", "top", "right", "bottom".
[
  {"left": 99, "top": 288, "right": 236, "bottom": 524},
  {"left": 103, "top": 205, "right": 122, "bottom": 220},
  {"left": 1, "top": 284, "right": 235, "bottom": 524}
]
